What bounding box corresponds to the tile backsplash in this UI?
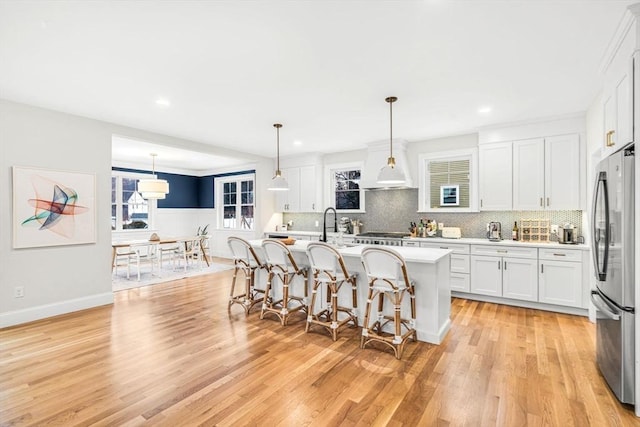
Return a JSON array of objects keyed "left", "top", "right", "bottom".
[{"left": 282, "top": 188, "right": 584, "bottom": 241}]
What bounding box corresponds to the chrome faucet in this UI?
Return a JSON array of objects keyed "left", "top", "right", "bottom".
[{"left": 321, "top": 207, "right": 337, "bottom": 242}]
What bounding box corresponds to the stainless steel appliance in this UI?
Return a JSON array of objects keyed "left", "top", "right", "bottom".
[
  {"left": 486, "top": 222, "right": 502, "bottom": 241},
  {"left": 590, "top": 142, "right": 635, "bottom": 404},
  {"left": 354, "top": 232, "right": 409, "bottom": 246},
  {"left": 558, "top": 223, "right": 578, "bottom": 244}
]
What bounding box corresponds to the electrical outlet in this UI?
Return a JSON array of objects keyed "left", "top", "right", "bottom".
[
  {"left": 551, "top": 224, "right": 559, "bottom": 234},
  {"left": 438, "top": 223, "right": 444, "bottom": 230},
  {"left": 14, "top": 286, "right": 24, "bottom": 298}
]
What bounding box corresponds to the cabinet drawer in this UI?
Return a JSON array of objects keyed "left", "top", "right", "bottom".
[
  {"left": 420, "top": 242, "right": 470, "bottom": 254},
  {"left": 451, "top": 254, "right": 470, "bottom": 274},
  {"left": 450, "top": 273, "right": 470, "bottom": 292},
  {"left": 470, "top": 244, "right": 537, "bottom": 259},
  {"left": 538, "top": 248, "right": 582, "bottom": 262}
]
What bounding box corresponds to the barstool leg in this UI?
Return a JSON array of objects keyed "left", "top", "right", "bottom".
[
  {"left": 260, "top": 271, "right": 273, "bottom": 320},
  {"left": 306, "top": 279, "right": 320, "bottom": 334},
  {"left": 281, "top": 274, "right": 290, "bottom": 326},
  {"left": 330, "top": 282, "right": 339, "bottom": 341},
  {"left": 360, "top": 286, "right": 375, "bottom": 349},
  {"left": 228, "top": 264, "right": 239, "bottom": 313}
]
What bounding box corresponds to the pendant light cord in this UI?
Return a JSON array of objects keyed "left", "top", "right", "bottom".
[{"left": 389, "top": 99, "right": 393, "bottom": 158}]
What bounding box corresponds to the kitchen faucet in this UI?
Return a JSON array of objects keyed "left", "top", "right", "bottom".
[{"left": 321, "top": 207, "right": 337, "bottom": 242}]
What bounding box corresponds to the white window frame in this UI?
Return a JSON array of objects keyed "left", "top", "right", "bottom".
[
  {"left": 216, "top": 173, "right": 255, "bottom": 231},
  {"left": 111, "top": 170, "right": 158, "bottom": 232},
  {"left": 418, "top": 148, "right": 479, "bottom": 213},
  {"left": 324, "top": 161, "right": 366, "bottom": 213}
]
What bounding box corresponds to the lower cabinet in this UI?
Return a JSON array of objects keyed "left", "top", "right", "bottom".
[
  {"left": 538, "top": 248, "right": 583, "bottom": 307},
  {"left": 418, "top": 241, "right": 470, "bottom": 292},
  {"left": 470, "top": 245, "right": 538, "bottom": 302}
]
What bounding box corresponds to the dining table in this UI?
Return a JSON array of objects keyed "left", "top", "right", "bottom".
[{"left": 111, "top": 235, "right": 210, "bottom": 271}]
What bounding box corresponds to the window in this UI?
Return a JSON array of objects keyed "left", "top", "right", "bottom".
[
  {"left": 111, "top": 171, "right": 156, "bottom": 231},
  {"left": 418, "top": 148, "right": 478, "bottom": 212},
  {"left": 325, "top": 163, "right": 365, "bottom": 212},
  {"left": 217, "top": 173, "right": 255, "bottom": 230}
]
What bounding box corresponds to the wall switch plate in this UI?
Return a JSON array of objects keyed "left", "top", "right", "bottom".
[
  {"left": 14, "top": 286, "right": 24, "bottom": 298},
  {"left": 551, "top": 224, "right": 559, "bottom": 234}
]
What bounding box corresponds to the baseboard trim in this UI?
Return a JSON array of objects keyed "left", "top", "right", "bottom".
[{"left": 0, "top": 292, "right": 114, "bottom": 328}]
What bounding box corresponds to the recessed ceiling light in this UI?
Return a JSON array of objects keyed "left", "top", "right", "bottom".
[
  {"left": 155, "top": 98, "right": 171, "bottom": 107},
  {"left": 293, "top": 140, "right": 302, "bottom": 146},
  {"left": 478, "top": 106, "right": 492, "bottom": 114}
]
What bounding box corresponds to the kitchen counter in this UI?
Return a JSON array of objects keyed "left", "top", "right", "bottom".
[
  {"left": 248, "top": 239, "right": 452, "bottom": 344},
  {"left": 404, "top": 236, "right": 590, "bottom": 251}
]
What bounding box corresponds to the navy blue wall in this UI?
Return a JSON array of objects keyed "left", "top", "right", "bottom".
[{"left": 112, "top": 167, "right": 254, "bottom": 209}]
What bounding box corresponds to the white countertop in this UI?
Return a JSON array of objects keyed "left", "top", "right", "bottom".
[
  {"left": 251, "top": 239, "right": 451, "bottom": 264},
  {"left": 404, "top": 236, "right": 590, "bottom": 250}
]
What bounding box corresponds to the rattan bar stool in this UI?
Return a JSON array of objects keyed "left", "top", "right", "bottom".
[
  {"left": 305, "top": 242, "right": 358, "bottom": 341},
  {"left": 227, "top": 236, "right": 267, "bottom": 315},
  {"left": 260, "top": 239, "right": 308, "bottom": 326},
  {"left": 360, "top": 246, "right": 417, "bottom": 359}
]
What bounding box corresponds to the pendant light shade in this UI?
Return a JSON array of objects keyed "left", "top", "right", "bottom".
[
  {"left": 138, "top": 153, "right": 170, "bottom": 199},
  {"left": 377, "top": 96, "right": 406, "bottom": 185},
  {"left": 268, "top": 123, "right": 289, "bottom": 191}
]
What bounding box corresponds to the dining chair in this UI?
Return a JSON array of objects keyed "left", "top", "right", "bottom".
[
  {"left": 227, "top": 236, "right": 267, "bottom": 315},
  {"left": 130, "top": 242, "right": 161, "bottom": 281},
  {"left": 174, "top": 237, "right": 203, "bottom": 272},
  {"left": 113, "top": 246, "right": 136, "bottom": 279},
  {"left": 360, "top": 246, "right": 416, "bottom": 359},
  {"left": 305, "top": 242, "right": 358, "bottom": 341},
  {"left": 260, "top": 239, "right": 308, "bottom": 326}
]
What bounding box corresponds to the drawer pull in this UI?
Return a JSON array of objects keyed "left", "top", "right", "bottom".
[
  {"left": 439, "top": 247, "right": 449, "bottom": 249},
  {"left": 497, "top": 250, "right": 507, "bottom": 253},
  {"left": 498, "top": 261, "right": 501, "bottom": 270},
  {"left": 552, "top": 253, "right": 566, "bottom": 257}
]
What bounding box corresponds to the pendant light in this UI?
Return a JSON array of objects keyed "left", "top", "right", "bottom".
[
  {"left": 377, "top": 96, "right": 406, "bottom": 185},
  {"left": 268, "top": 123, "right": 289, "bottom": 191},
  {"left": 138, "top": 153, "right": 170, "bottom": 199}
]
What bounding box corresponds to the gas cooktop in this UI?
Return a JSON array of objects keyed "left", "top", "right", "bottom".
[{"left": 356, "top": 232, "right": 411, "bottom": 238}]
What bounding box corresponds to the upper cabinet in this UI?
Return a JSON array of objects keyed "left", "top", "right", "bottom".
[
  {"left": 275, "top": 156, "right": 323, "bottom": 213},
  {"left": 479, "top": 130, "right": 582, "bottom": 211},
  {"left": 478, "top": 143, "right": 512, "bottom": 210},
  {"left": 601, "top": 6, "right": 637, "bottom": 157}
]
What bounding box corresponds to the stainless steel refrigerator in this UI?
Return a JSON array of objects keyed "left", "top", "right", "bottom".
[{"left": 590, "top": 142, "right": 635, "bottom": 404}]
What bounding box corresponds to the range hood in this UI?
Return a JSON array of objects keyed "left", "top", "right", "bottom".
[{"left": 360, "top": 139, "right": 415, "bottom": 189}]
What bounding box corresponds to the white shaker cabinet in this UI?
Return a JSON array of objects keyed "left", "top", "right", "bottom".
[
  {"left": 512, "top": 134, "right": 581, "bottom": 210},
  {"left": 470, "top": 245, "right": 538, "bottom": 302},
  {"left": 512, "top": 138, "right": 545, "bottom": 210},
  {"left": 538, "top": 248, "right": 584, "bottom": 308},
  {"left": 601, "top": 21, "right": 635, "bottom": 158},
  {"left": 275, "top": 165, "right": 321, "bottom": 213},
  {"left": 479, "top": 142, "right": 512, "bottom": 210},
  {"left": 419, "top": 241, "right": 470, "bottom": 292}
]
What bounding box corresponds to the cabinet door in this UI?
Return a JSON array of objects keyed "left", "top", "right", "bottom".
[
  {"left": 479, "top": 142, "right": 512, "bottom": 210},
  {"left": 450, "top": 273, "right": 470, "bottom": 292},
  {"left": 539, "top": 260, "right": 583, "bottom": 307},
  {"left": 274, "top": 168, "right": 291, "bottom": 212},
  {"left": 502, "top": 257, "right": 538, "bottom": 302},
  {"left": 513, "top": 138, "right": 544, "bottom": 210},
  {"left": 299, "top": 165, "right": 319, "bottom": 212},
  {"left": 545, "top": 134, "right": 580, "bottom": 210},
  {"left": 470, "top": 255, "right": 502, "bottom": 296}
]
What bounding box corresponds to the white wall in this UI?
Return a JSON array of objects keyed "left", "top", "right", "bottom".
[{"left": 0, "top": 99, "right": 273, "bottom": 327}]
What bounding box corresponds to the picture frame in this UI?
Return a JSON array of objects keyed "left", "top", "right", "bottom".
[
  {"left": 12, "top": 166, "right": 96, "bottom": 248},
  {"left": 440, "top": 184, "right": 460, "bottom": 207}
]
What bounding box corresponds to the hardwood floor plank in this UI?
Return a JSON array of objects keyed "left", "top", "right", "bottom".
[{"left": 1, "top": 263, "right": 638, "bottom": 426}]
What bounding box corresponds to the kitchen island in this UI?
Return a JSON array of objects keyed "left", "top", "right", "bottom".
[{"left": 249, "top": 240, "right": 452, "bottom": 344}]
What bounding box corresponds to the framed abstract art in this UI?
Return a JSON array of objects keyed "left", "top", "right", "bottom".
[{"left": 12, "top": 166, "right": 96, "bottom": 248}]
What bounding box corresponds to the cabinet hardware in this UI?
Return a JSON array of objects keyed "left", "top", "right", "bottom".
[
  {"left": 541, "top": 264, "right": 544, "bottom": 273},
  {"left": 552, "top": 253, "right": 566, "bottom": 257},
  {"left": 540, "top": 197, "right": 543, "bottom": 207},
  {"left": 481, "top": 199, "right": 483, "bottom": 208},
  {"left": 312, "top": 203, "right": 315, "bottom": 210},
  {"left": 546, "top": 197, "right": 550, "bottom": 207},
  {"left": 498, "top": 261, "right": 501, "bottom": 270},
  {"left": 504, "top": 261, "right": 507, "bottom": 270},
  {"left": 606, "top": 130, "right": 616, "bottom": 147},
  {"left": 497, "top": 250, "right": 507, "bottom": 253}
]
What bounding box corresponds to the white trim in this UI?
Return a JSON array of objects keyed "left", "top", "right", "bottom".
[
  {"left": 215, "top": 172, "right": 256, "bottom": 231},
  {"left": 0, "top": 293, "right": 114, "bottom": 328},
  {"left": 418, "top": 148, "right": 479, "bottom": 213},
  {"left": 324, "top": 161, "right": 366, "bottom": 212}
]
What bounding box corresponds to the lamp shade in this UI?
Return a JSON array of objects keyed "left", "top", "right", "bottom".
[
  {"left": 268, "top": 172, "right": 289, "bottom": 191},
  {"left": 138, "top": 178, "right": 169, "bottom": 199},
  {"left": 377, "top": 162, "right": 406, "bottom": 185}
]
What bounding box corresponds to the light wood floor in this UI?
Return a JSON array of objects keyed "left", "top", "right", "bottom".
[{"left": 1, "top": 261, "right": 637, "bottom": 426}]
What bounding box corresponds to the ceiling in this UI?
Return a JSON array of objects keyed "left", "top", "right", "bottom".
[{"left": 0, "top": 1, "right": 634, "bottom": 171}]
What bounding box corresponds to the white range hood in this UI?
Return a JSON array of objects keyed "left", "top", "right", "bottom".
[{"left": 359, "top": 139, "right": 415, "bottom": 189}]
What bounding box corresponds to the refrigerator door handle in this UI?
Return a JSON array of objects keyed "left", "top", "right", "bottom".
[
  {"left": 591, "top": 171, "right": 610, "bottom": 281},
  {"left": 591, "top": 291, "right": 620, "bottom": 321}
]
